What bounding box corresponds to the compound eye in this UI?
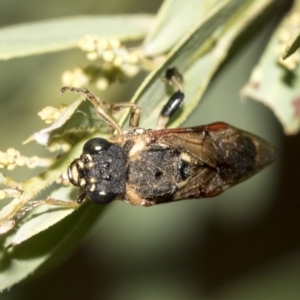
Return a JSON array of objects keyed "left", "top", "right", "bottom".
[
  {"left": 83, "top": 138, "right": 111, "bottom": 154},
  {"left": 87, "top": 190, "right": 116, "bottom": 204}
]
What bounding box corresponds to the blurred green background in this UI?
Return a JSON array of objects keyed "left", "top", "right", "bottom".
[{"left": 1, "top": 1, "right": 300, "bottom": 299}]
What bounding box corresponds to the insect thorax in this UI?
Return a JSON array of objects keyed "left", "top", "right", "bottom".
[{"left": 127, "top": 146, "right": 191, "bottom": 201}]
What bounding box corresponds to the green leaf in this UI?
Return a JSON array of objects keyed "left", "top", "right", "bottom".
[
  {"left": 144, "top": 0, "right": 221, "bottom": 56},
  {"left": 124, "top": 0, "right": 275, "bottom": 130},
  {"left": 243, "top": 11, "right": 300, "bottom": 134},
  {"left": 0, "top": 15, "right": 154, "bottom": 60},
  {"left": 25, "top": 98, "right": 107, "bottom": 146},
  {"left": 0, "top": 201, "right": 104, "bottom": 291},
  {"left": 25, "top": 98, "right": 84, "bottom": 145}
]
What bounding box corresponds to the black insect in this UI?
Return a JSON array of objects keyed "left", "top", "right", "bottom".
[{"left": 64, "top": 67, "right": 275, "bottom": 207}]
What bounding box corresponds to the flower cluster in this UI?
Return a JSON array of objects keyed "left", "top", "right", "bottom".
[
  {"left": 62, "top": 36, "right": 141, "bottom": 90},
  {"left": 0, "top": 148, "right": 53, "bottom": 170}
]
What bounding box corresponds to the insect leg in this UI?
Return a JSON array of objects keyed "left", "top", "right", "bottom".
[
  {"left": 156, "top": 67, "right": 185, "bottom": 129},
  {"left": 104, "top": 102, "right": 141, "bottom": 128},
  {"left": 164, "top": 67, "right": 184, "bottom": 93},
  {"left": 61, "top": 87, "right": 123, "bottom": 138},
  {"left": 13, "top": 198, "right": 80, "bottom": 222}
]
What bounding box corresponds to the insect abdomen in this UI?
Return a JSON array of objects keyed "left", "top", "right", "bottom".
[{"left": 208, "top": 122, "right": 275, "bottom": 187}]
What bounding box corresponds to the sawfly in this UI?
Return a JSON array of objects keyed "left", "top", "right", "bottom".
[
  {"left": 64, "top": 67, "right": 275, "bottom": 207},
  {"left": 0, "top": 67, "right": 275, "bottom": 234}
]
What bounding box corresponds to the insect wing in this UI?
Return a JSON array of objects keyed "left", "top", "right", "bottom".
[
  {"left": 150, "top": 126, "right": 218, "bottom": 167},
  {"left": 150, "top": 122, "right": 275, "bottom": 199}
]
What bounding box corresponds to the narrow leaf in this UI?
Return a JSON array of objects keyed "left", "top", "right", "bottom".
[
  {"left": 25, "top": 97, "right": 107, "bottom": 146},
  {"left": 144, "top": 0, "right": 221, "bottom": 56},
  {"left": 0, "top": 15, "right": 154, "bottom": 60},
  {"left": 0, "top": 202, "right": 104, "bottom": 291},
  {"left": 125, "top": 0, "right": 274, "bottom": 130}
]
